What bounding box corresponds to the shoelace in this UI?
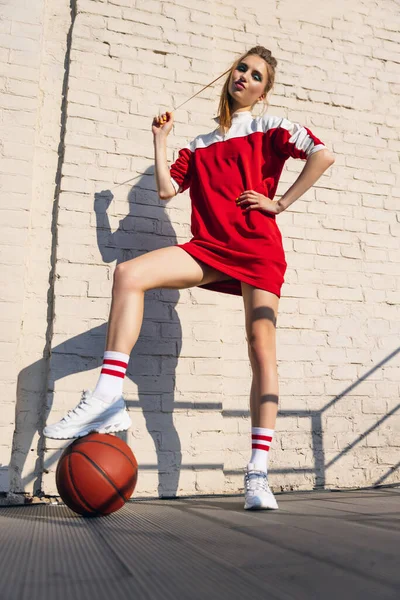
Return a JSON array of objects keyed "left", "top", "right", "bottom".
[
  {"left": 245, "top": 470, "right": 270, "bottom": 493},
  {"left": 62, "top": 390, "right": 92, "bottom": 422}
]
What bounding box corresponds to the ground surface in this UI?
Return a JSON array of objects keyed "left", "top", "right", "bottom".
[{"left": 0, "top": 487, "right": 399, "bottom": 599}]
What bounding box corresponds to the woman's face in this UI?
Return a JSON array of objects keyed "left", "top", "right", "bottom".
[{"left": 229, "top": 55, "right": 268, "bottom": 111}]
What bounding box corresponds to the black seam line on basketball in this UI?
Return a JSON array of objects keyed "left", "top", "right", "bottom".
[
  {"left": 73, "top": 450, "right": 127, "bottom": 504},
  {"left": 67, "top": 453, "right": 97, "bottom": 515},
  {"left": 73, "top": 439, "right": 137, "bottom": 471}
]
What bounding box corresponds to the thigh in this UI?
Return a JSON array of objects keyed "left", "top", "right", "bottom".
[
  {"left": 241, "top": 282, "right": 280, "bottom": 349},
  {"left": 117, "top": 246, "right": 231, "bottom": 291}
]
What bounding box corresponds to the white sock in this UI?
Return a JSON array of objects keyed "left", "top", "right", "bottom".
[
  {"left": 250, "top": 427, "right": 274, "bottom": 474},
  {"left": 93, "top": 351, "right": 129, "bottom": 403}
]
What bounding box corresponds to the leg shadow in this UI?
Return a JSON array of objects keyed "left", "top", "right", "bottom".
[
  {"left": 12, "top": 171, "right": 184, "bottom": 497},
  {"left": 13, "top": 319, "right": 182, "bottom": 497}
]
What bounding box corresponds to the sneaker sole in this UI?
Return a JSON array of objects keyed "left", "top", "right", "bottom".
[
  {"left": 44, "top": 411, "right": 132, "bottom": 440},
  {"left": 244, "top": 498, "right": 279, "bottom": 510},
  {"left": 244, "top": 504, "right": 279, "bottom": 510}
]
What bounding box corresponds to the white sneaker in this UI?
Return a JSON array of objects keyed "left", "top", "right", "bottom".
[
  {"left": 43, "top": 390, "right": 132, "bottom": 439},
  {"left": 244, "top": 463, "right": 279, "bottom": 510}
]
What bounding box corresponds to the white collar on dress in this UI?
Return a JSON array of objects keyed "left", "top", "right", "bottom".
[{"left": 212, "top": 110, "right": 253, "bottom": 124}]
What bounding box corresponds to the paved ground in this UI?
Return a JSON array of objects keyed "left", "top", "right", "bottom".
[{"left": 0, "top": 487, "right": 399, "bottom": 600}]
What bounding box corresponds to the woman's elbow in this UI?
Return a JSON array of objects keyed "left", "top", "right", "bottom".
[
  {"left": 322, "top": 148, "right": 335, "bottom": 165},
  {"left": 159, "top": 191, "right": 175, "bottom": 201}
]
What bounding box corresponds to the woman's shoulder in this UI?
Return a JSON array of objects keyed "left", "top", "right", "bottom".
[
  {"left": 186, "top": 127, "right": 222, "bottom": 152},
  {"left": 256, "top": 113, "right": 285, "bottom": 132}
]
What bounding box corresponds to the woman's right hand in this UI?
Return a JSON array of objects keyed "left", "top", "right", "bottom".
[{"left": 152, "top": 111, "right": 174, "bottom": 137}]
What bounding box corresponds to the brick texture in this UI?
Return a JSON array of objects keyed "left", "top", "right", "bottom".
[
  {"left": 2, "top": 0, "right": 399, "bottom": 498},
  {"left": 0, "top": 0, "right": 71, "bottom": 494}
]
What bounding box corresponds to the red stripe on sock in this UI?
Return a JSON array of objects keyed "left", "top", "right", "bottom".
[
  {"left": 252, "top": 434, "right": 273, "bottom": 442},
  {"left": 101, "top": 368, "right": 125, "bottom": 378},
  {"left": 252, "top": 443, "right": 271, "bottom": 451},
  {"left": 103, "top": 359, "right": 128, "bottom": 368}
]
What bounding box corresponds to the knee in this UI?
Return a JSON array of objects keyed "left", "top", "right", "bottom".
[
  {"left": 113, "top": 261, "right": 143, "bottom": 293},
  {"left": 247, "top": 329, "right": 275, "bottom": 367}
]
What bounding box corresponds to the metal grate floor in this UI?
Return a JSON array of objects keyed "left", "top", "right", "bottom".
[{"left": 0, "top": 487, "right": 399, "bottom": 600}]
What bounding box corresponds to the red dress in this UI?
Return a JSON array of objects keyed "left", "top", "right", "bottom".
[{"left": 169, "top": 111, "right": 326, "bottom": 297}]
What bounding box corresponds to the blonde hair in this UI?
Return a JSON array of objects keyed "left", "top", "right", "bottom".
[{"left": 216, "top": 46, "right": 277, "bottom": 133}]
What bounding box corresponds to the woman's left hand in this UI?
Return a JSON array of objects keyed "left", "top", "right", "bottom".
[{"left": 235, "top": 190, "right": 283, "bottom": 215}]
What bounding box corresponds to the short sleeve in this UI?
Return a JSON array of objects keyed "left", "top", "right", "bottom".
[
  {"left": 272, "top": 117, "right": 326, "bottom": 161},
  {"left": 170, "top": 147, "right": 193, "bottom": 194}
]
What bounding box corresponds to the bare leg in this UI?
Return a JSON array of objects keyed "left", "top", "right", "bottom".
[
  {"left": 242, "top": 284, "right": 281, "bottom": 508},
  {"left": 241, "top": 283, "right": 280, "bottom": 430},
  {"left": 43, "top": 246, "right": 233, "bottom": 439},
  {"left": 249, "top": 377, "right": 259, "bottom": 427},
  {"left": 106, "top": 246, "right": 230, "bottom": 354}
]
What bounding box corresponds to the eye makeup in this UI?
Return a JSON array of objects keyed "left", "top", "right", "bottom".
[{"left": 237, "top": 62, "right": 263, "bottom": 82}]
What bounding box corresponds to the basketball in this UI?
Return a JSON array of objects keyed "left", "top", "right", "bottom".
[{"left": 56, "top": 432, "right": 138, "bottom": 517}]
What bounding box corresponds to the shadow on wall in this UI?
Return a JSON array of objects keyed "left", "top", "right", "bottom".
[
  {"left": 12, "top": 168, "right": 185, "bottom": 497},
  {"left": 224, "top": 346, "right": 400, "bottom": 489}
]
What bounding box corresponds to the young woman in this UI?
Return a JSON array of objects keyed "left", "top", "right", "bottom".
[{"left": 44, "top": 46, "right": 335, "bottom": 510}]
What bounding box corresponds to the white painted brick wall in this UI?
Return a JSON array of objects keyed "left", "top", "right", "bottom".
[
  {"left": 0, "top": 0, "right": 70, "bottom": 493},
  {"left": 2, "top": 0, "right": 400, "bottom": 499}
]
